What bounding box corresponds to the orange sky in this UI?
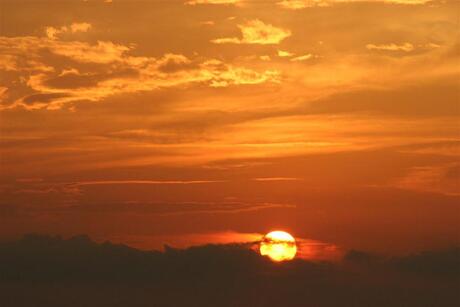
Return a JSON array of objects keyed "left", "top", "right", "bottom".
[{"left": 0, "top": 0, "right": 459, "bottom": 256}]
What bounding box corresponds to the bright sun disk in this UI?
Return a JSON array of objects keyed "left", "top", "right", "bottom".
[{"left": 260, "top": 230, "right": 297, "bottom": 262}]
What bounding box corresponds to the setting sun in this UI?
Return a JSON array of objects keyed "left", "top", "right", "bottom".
[{"left": 260, "top": 231, "right": 297, "bottom": 262}]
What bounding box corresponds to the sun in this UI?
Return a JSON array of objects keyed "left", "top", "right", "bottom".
[{"left": 260, "top": 231, "right": 297, "bottom": 262}]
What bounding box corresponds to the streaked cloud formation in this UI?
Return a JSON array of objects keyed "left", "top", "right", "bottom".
[{"left": 0, "top": 26, "right": 279, "bottom": 110}]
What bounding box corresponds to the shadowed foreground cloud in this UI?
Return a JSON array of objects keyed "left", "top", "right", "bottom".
[{"left": 0, "top": 235, "right": 459, "bottom": 307}]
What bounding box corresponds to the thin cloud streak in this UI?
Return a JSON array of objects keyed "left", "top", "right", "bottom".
[
  {"left": 74, "top": 180, "right": 226, "bottom": 186},
  {"left": 252, "top": 177, "right": 303, "bottom": 181}
]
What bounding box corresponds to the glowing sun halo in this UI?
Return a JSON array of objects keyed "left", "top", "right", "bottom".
[{"left": 260, "top": 231, "right": 297, "bottom": 262}]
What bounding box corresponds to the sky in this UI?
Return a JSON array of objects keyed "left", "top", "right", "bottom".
[{"left": 0, "top": 0, "right": 459, "bottom": 256}]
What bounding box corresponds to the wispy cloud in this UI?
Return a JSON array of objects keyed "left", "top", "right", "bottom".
[
  {"left": 394, "top": 163, "right": 460, "bottom": 196},
  {"left": 366, "top": 43, "right": 414, "bottom": 52},
  {"left": 7, "top": 179, "right": 226, "bottom": 198},
  {"left": 74, "top": 180, "right": 225, "bottom": 186},
  {"left": 5, "top": 199, "right": 296, "bottom": 216}
]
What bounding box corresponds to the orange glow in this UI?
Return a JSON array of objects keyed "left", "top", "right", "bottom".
[{"left": 260, "top": 231, "right": 297, "bottom": 262}]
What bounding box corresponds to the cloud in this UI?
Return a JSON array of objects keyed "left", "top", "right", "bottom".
[
  {"left": 46, "top": 22, "right": 92, "bottom": 39},
  {"left": 366, "top": 42, "right": 415, "bottom": 52},
  {"left": 303, "top": 78, "right": 460, "bottom": 117},
  {"left": 22, "top": 93, "right": 71, "bottom": 106},
  {"left": 70, "top": 22, "right": 92, "bottom": 33},
  {"left": 0, "top": 234, "right": 458, "bottom": 307},
  {"left": 211, "top": 20, "right": 291, "bottom": 45},
  {"left": 45, "top": 27, "right": 63, "bottom": 40},
  {"left": 0, "top": 35, "right": 280, "bottom": 110},
  {"left": 277, "top": 0, "right": 432, "bottom": 9},
  {"left": 0, "top": 54, "right": 19, "bottom": 71},
  {"left": 277, "top": 0, "right": 331, "bottom": 9},
  {"left": 15, "top": 178, "right": 44, "bottom": 183},
  {"left": 74, "top": 179, "right": 224, "bottom": 186},
  {"left": 155, "top": 53, "right": 196, "bottom": 73},
  {"left": 397, "top": 141, "right": 460, "bottom": 157},
  {"left": 276, "top": 50, "right": 314, "bottom": 61},
  {"left": 70, "top": 201, "right": 296, "bottom": 215},
  {"left": 395, "top": 163, "right": 460, "bottom": 195},
  {"left": 42, "top": 68, "right": 139, "bottom": 89},
  {"left": 252, "top": 177, "right": 302, "bottom": 181},
  {"left": 1, "top": 191, "right": 295, "bottom": 216},
  {"left": 0, "top": 51, "right": 53, "bottom": 73},
  {"left": 290, "top": 54, "right": 313, "bottom": 61},
  {"left": 185, "top": 0, "right": 242, "bottom": 4},
  {"left": 5, "top": 179, "right": 226, "bottom": 197},
  {"left": 102, "top": 231, "right": 264, "bottom": 250},
  {"left": 0, "top": 87, "right": 7, "bottom": 99},
  {"left": 0, "top": 36, "right": 129, "bottom": 65},
  {"left": 52, "top": 40, "right": 131, "bottom": 64},
  {"left": 277, "top": 50, "right": 294, "bottom": 57},
  {"left": 200, "top": 20, "right": 215, "bottom": 26}
]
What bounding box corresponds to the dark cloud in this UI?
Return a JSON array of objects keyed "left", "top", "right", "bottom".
[
  {"left": 156, "top": 55, "right": 199, "bottom": 73},
  {"left": 304, "top": 78, "right": 460, "bottom": 117},
  {"left": 22, "top": 92, "right": 70, "bottom": 104},
  {"left": 44, "top": 69, "right": 139, "bottom": 89},
  {"left": 0, "top": 235, "right": 458, "bottom": 307},
  {"left": 445, "top": 165, "right": 460, "bottom": 179},
  {"left": 0, "top": 198, "right": 294, "bottom": 217}
]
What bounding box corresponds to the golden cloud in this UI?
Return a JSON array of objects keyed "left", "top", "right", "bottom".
[
  {"left": 278, "top": 50, "right": 294, "bottom": 57},
  {"left": 212, "top": 20, "right": 291, "bottom": 45},
  {"left": 0, "top": 54, "right": 18, "bottom": 71},
  {"left": 290, "top": 54, "right": 313, "bottom": 61},
  {"left": 277, "top": 0, "right": 330, "bottom": 9},
  {"left": 46, "top": 22, "right": 92, "bottom": 39},
  {"left": 0, "top": 35, "right": 280, "bottom": 110}
]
